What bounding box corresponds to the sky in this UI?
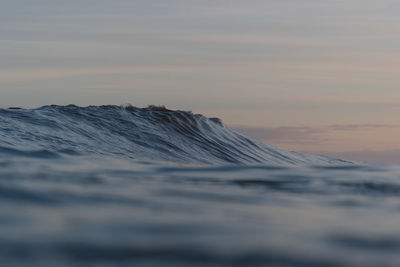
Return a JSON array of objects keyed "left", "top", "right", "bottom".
[{"left": 1, "top": 0, "right": 400, "bottom": 164}]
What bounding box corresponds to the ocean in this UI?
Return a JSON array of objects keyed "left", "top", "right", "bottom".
[{"left": 0, "top": 105, "right": 398, "bottom": 266}]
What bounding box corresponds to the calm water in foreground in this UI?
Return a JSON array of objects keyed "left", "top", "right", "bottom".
[{"left": 2, "top": 159, "right": 400, "bottom": 266}]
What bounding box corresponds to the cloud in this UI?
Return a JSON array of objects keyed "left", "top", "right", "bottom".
[
  {"left": 0, "top": 66, "right": 183, "bottom": 83},
  {"left": 231, "top": 124, "right": 396, "bottom": 145},
  {"left": 326, "top": 124, "right": 393, "bottom": 131}
]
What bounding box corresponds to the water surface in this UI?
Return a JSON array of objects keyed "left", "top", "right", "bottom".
[{"left": 0, "top": 105, "right": 397, "bottom": 266}]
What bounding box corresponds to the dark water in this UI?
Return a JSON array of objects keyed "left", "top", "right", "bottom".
[{"left": 0, "top": 105, "right": 399, "bottom": 266}]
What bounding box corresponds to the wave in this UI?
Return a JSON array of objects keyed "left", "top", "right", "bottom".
[{"left": 0, "top": 105, "right": 349, "bottom": 165}]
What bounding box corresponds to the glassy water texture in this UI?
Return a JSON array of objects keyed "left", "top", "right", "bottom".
[{"left": 0, "top": 105, "right": 397, "bottom": 266}]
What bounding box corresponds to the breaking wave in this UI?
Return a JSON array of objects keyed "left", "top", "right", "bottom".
[{"left": 0, "top": 105, "right": 348, "bottom": 166}]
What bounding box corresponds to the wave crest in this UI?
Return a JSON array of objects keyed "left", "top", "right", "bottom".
[{"left": 0, "top": 105, "right": 349, "bottom": 165}]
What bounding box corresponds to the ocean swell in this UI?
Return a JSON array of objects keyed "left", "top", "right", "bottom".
[{"left": 0, "top": 105, "right": 348, "bottom": 165}]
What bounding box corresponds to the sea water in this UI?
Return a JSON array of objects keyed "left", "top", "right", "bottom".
[{"left": 0, "top": 105, "right": 398, "bottom": 266}]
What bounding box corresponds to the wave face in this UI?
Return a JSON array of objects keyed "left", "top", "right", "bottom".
[{"left": 0, "top": 105, "right": 348, "bottom": 165}]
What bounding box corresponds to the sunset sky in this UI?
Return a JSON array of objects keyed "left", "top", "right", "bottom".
[{"left": 1, "top": 0, "right": 400, "bottom": 163}]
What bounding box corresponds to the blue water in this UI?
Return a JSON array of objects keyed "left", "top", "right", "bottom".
[{"left": 0, "top": 105, "right": 399, "bottom": 266}]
